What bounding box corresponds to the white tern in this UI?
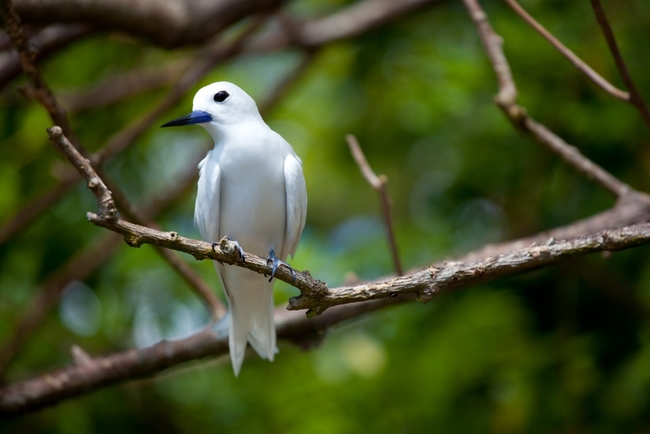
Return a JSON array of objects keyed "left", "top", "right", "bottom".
[{"left": 161, "top": 82, "right": 307, "bottom": 376}]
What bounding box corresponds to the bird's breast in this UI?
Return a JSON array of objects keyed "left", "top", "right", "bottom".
[{"left": 217, "top": 150, "right": 287, "bottom": 258}]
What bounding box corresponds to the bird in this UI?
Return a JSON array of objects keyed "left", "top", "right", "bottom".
[{"left": 161, "top": 82, "right": 307, "bottom": 376}]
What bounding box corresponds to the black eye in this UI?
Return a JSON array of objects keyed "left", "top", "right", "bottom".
[{"left": 214, "top": 91, "right": 229, "bottom": 102}]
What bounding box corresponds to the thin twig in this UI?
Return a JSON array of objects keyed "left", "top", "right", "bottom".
[
  {"left": 589, "top": 0, "right": 650, "bottom": 130},
  {"left": 503, "top": 0, "right": 629, "bottom": 102},
  {"left": 346, "top": 134, "right": 403, "bottom": 276},
  {"left": 47, "top": 127, "right": 116, "bottom": 218},
  {"left": 464, "top": 0, "right": 632, "bottom": 198}
]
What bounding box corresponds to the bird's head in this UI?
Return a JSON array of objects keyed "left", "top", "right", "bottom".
[{"left": 161, "top": 82, "right": 261, "bottom": 133}]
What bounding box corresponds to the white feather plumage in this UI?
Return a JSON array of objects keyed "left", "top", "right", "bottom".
[{"left": 165, "top": 82, "right": 307, "bottom": 375}]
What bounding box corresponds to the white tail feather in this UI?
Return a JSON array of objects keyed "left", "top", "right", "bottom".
[{"left": 217, "top": 264, "right": 276, "bottom": 376}]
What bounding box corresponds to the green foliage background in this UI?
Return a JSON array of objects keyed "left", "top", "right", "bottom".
[{"left": 2, "top": 0, "right": 650, "bottom": 432}]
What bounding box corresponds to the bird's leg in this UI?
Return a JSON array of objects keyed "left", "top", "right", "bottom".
[{"left": 265, "top": 249, "right": 296, "bottom": 283}]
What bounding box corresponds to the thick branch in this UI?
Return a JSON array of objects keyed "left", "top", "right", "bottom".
[
  {"left": 459, "top": 192, "right": 650, "bottom": 261},
  {"left": 54, "top": 119, "right": 650, "bottom": 317},
  {"left": 289, "top": 223, "right": 650, "bottom": 311},
  {"left": 13, "top": 0, "right": 287, "bottom": 48},
  {"left": 50, "top": 76, "right": 650, "bottom": 316},
  {"left": 0, "top": 296, "right": 405, "bottom": 415}
]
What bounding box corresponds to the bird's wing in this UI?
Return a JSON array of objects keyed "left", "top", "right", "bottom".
[
  {"left": 282, "top": 154, "right": 307, "bottom": 260},
  {"left": 194, "top": 152, "right": 221, "bottom": 243}
]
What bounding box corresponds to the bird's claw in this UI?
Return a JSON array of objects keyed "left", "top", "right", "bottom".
[
  {"left": 266, "top": 249, "right": 296, "bottom": 282},
  {"left": 210, "top": 242, "right": 224, "bottom": 265},
  {"left": 226, "top": 236, "right": 246, "bottom": 263},
  {"left": 215, "top": 237, "right": 245, "bottom": 263}
]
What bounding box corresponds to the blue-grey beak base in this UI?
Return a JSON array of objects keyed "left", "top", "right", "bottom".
[{"left": 161, "top": 110, "right": 212, "bottom": 128}]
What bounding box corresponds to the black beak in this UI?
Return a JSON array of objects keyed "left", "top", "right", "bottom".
[{"left": 161, "top": 110, "right": 212, "bottom": 127}]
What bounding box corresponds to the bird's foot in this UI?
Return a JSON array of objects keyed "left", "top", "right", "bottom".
[
  {"left": 212, "top": 237, "right": 245, "bottom": 263},
  {"left": 226, "top": 236, "right": 246, "bottom": 263},
  {"left": 265, "top": 249, "right": 296, "bottom": 283}
]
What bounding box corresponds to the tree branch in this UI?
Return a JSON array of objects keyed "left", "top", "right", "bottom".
[
  {"left": 503, "top": 0, "right": 629, "bottom": 102},
  {"left": 458, "top": 192, "right": 650, "bottom": 261},
  {"left": 464, "top": 0, "right": 632, "bottom": 198},
  {"left": 0, "top": 296, "right": 406, "bottom": 416},
  {"left": 346, "top": 134, "right": 403, "bottom": 276},
  {"left": 11, "top": 0, "right": 442, "bottom": 49},
  {"left": 290, "top": 223, "right": 650, "bottom": 310},
  {"left": 589, "top": 0, "right": 650, "bottom": 129},
  {"left": 47, "top": 127, "right": 116, "bottom": 218},
  {"left": 3, "top": 212, "right": 650, "bottom": 414},
  {"left": 12, "top": 0, "right": 287, "bottom": 48},
  {"left": 247, "top": 0, "right": 442, "bottom": 52}
]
